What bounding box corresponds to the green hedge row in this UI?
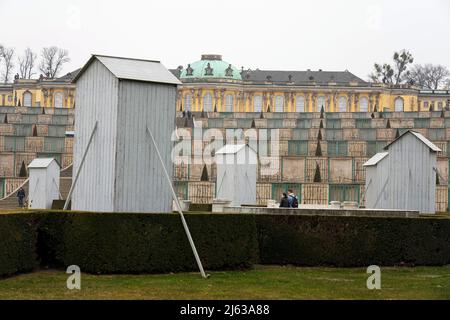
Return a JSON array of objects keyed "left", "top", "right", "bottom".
[
  {"left": 38, "top": 212, "right": 258, "bottom": 274},
  {"left": 256, "top": 215, "right": 450, "bottom": 267},
  {"left": 1, "top": 212, "right": 450, "bottom": 277},
  {"left": 0, "top": 213, "right": 39, "bottom": 277}
]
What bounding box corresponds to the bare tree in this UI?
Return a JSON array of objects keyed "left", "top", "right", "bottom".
[
  {"left": 369, "top": 49, "right": 414, "bottom": 85},
  {"left": 39, "top": 46, "right": 70, "bottom": 78},
  {"left": 18, "top": 47, "right": 37, "bottom": 79},
  {"left": 407, "top": 64, "right": 450, "bottom": 90},
  {"left": 1, "top": 46, "right": 15, "bottom": 83}
]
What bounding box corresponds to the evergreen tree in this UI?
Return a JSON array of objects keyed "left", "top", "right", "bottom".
[
  {"left": 313, "top": 163, "right": 321, "bottom": 182},
  {"left": 315, "top": 140, "right": 322, "bottom": 156},
  {"left": 386, "top": 119, "right": 391, "bottom": 128},
  {"left": 317, "top": 130, "right": 322, "bottom": 141},
  {"left": 395, "top": 128, "right": 400, "bottom": 138},
  {"left": 3, "top": 114, "right": 7, "bottom": 124},
  {"left": 32, "top": 125, "right": 37, "bottom": 137},
  {"left": 251, "top": 119, "right": 256, "bottom": 128},
  {"left": 19, "top": 161, "right": 27, "bottom": 177},
  {"left": 200, "top": 165, "right": 209, "bottom": 181},
  {"left": 319, "top": 119, "right": 324, "bottom": 128}
]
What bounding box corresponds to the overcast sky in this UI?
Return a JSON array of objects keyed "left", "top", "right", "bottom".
[{"left": 1, "top": 0, "right": 449, "bottom": 80}]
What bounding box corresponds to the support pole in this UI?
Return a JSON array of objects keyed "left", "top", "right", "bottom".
[
  {"left": 64, "top": 121, "right": 98, "bottom": 210},
  {"left": 146, "top": 126, "right": 208, "bottom": 279}
]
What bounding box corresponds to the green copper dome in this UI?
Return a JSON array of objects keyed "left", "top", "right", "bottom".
[{"left": 180, "top": 54, "right": 242, "bottom": 81}]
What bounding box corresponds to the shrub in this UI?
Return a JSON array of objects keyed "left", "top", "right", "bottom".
[
  {"left": 0, "top": 213, "right": 39, "bottom": 277},
  {"left": 256, "top": 214, "right": 450, "bottom": 267},
  {"left": 38, "top": 212, "right": 258, "bottom": 274}
]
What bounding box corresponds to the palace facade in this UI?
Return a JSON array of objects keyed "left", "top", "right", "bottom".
[
  {"left": 171, "top": 54, "right": 450, "bottom": 113},
  {"left": 0, "top": 70, "right": 78, "bottom": 109}
]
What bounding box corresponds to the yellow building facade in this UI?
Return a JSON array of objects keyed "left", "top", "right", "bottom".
[
  {"left": 0, "top": 70, "right": 77, "bottom": 108},
  {"left": 172, "top": 54, "right": 450, "bottom": 114}
]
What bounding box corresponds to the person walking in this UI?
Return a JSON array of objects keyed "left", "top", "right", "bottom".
[
  {"left": 287, "top": 189, "right": 299, "bottom": 208},
  {"left": 17, "top": 187, "right": 26, "bottom": 208},
  {"left": 279, "top": 193, "right": 290, "bottom": 208}
]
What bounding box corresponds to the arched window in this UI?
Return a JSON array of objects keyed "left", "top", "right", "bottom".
[
  {"left": 359, "top": 97, "right": 369, "bottom": 112},
  {"left": 54, "top": 92, "right": 63, "bottom": 108},
  {"left": 296, "top": 96, "right": 305, "bottom": 112},
  {"left": 184, "top": 94, "right": 192, "bottom": 111},
  {"left": 203, "top": 93, "right": 213, "bottom": 112},
  {"left": 23, "top": 91, "right": 32, "bottom": 107},
  {"left": 317, "top": 96, "right": 326, "bottom": 112},
  {"left": 275, "top": 96, "right": 284, "bottom": 112},
  {"left": 339, "top": 96, "right": 347, "bottom": 112},
  {"left": 225, "top": 94, "right": 234, "bottom": 112},
  {"left": 253, "top": 95, "right": 262, "bottom": 112},
  {"left": 394, "top": 97, "right": 404, "bottom": 112}
]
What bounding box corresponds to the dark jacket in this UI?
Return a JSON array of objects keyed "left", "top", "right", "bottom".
[
  {"left": 17, "top": 189, "right": 26, "bottom": 199},
  {"left": 279, "top": 197, "right": 290, "bottom": 208}
]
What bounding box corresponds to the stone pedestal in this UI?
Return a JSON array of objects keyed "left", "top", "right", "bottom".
[
  {"left": 342, "top": 201, "right": 359, "bottom": 210},
  {"left": 212, "top": 198, "right": 232, "bottom": 213},
  {"left": 172, "top": 199, "right": 191, "bottom": 212},
  {"left": 329, "top": 201, "right": 341, "bottom": 209},
  {"left": 267, "top": 200, "right": 277, "bottom": 208}
]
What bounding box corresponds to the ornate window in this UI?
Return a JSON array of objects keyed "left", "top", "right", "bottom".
[
  {"left": 275, "top": 96, "right": 284, "bottom": 112},
  {"left": 359, "top": 97, "right": 369, "bottom": 112},
  {"left": 184, "top": 94, "right": 192, "bottom": 111},
  {"left": 437, "top": 102, "right": 443, "bottom": 110},
  {"left": 423, "top": 101, "right": 429, "bottom": 110},
  {"left": 23, "top": 91, "right": 32, "bottom": 107},
  {"left": 203, "top": 93, "right": 213, "bottom": 112},
  {"left": 394, "top": 97, "right": 404, "bottom": 112},
  {"left": 339, "top": 96, "right": 348, "bottom": 112},
  {"left": 54, "top": 92, "right": 63, "bottom": 108},
  {"left": 253, "top": 95, "right": 263, "bottom": 112},
  {"left": 296, "top": 96, "right": 305, "bottom": 112},
  {"left": 317, "top": 96, "right": 325, "bottom": 112},
  {"left": 225, "top": 94, "right": 234, "bottom": 112}
]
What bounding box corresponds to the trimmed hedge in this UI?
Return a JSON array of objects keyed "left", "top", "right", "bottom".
[
  {"left": 2, "top": 211, "right": 450, "bottom": 277},
  {"left": 256, "top": 215, "right": 450, "bottom": 267},
  {"left": 0, "top": 213, "right": 39, "bottom": 277},
  {"left": 38, "top": 212, "right": 258, "bottom": 274}
]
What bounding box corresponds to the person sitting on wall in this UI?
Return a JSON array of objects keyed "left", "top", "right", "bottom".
[
  {"left": 279, "top": 193, "right": 290, "bottom": 208},
  {"left": 17, "top": 187, "right": 26, "bottom": 208},
  {"left": 287, "top": 189, "right": 299, "bottom": 208}
]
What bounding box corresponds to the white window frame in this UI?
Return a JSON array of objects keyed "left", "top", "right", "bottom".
[
  {"left": 359, "top": 97, "right": 369, "bottom": 112},
  {"left": 296, "top": 96, "right": 305, "bottom": 112},
  {"left": 23, "top": 92, "right": 32, "bottom": 107},
  {"left": 54, "top": 92, "right": 63, "bottom": 108},
  {"left": 317, "top": 96, "right": 325, "bottom": 112},
  {"left": 253, "top": 95, "right": 262, "bottom": 112},
  {"left": 394, "top": 97, "right": 404, "bottom": 112},
  {"left": 203, "top": 93, "right": 213, "bottom": 112},
  {"left": 184, "top": 94, "right": 192, "bottom": 111},
  {"left": 275, "top": 96, "right": 284, "bottom": 112},
  {"left": 225, "top": 94, "right": 234, "bottom": 112},
  {"left": 339, "top": 96, "right": 347, "bottom": 112}
]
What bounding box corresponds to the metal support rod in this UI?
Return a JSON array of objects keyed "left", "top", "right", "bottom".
[
  {"left": 146, "top": 126, "right": 208, "bottom": 279},
  {"left": 64, "top": 121, "right": 98, "bottom": 210}
]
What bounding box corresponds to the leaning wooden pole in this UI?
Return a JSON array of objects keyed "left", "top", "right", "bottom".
[
  {"left": 146, "top": 126, "right": 208, "bottom": 279},
  {"left": 63, "top": 121, "right": 98, "bottom": 210}
]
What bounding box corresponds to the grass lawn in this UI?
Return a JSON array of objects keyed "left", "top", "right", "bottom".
[{"left": 0, "top": 265, "right": 449, "bottom": 300}]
